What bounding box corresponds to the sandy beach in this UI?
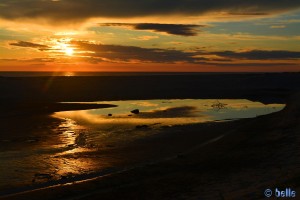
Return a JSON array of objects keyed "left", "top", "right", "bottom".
[{"left": 0, "top": 73, "right": 300, "bottom": 200}]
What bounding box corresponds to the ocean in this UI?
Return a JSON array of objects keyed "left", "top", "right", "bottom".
[{"left": 0, "top": 71, "right": 259, "bottom": 77}]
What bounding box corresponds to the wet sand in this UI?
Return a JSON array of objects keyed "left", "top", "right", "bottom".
[
  {"left": 0, "top": 103, "right": 116, "bottom": 151},
  {"left": 0, "top": 73, "right": 300, "bottom": 199}
]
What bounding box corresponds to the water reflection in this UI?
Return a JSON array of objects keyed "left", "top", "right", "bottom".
[
  {"left": 55, "top": 118, "right": 77, "bottom": 147},
  {"left": 54, "top": 99, "right": 284, "bottom": 127}
]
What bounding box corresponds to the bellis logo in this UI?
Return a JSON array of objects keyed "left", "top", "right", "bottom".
[{"left": 275, "top": 188, "right": 296, "bottom": 198}]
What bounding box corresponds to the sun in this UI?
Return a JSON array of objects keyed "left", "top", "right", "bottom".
[{"left": 65, "top": 47, "right": 74, "bottom": 56}]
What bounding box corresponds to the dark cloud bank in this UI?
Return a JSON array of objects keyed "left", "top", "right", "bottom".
[
  {"left": 73, "top": 41, "right": 300, "bottom": 64},
  {"left": 99, "top": 23, "right": 205, "bottom": 36},
  {"left": 0, "top": 0, "right": 300, "bottom": 22},
  {"left": 71, "top": 41, "right": 199, "bottom": 63}
]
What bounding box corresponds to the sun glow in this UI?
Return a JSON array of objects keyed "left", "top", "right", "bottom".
[
  {"left": 65, "top": 47, "right": 74, "bottom": 56},
  {"left": 51, "top": 38, "right": 75, "bottom": 56}
]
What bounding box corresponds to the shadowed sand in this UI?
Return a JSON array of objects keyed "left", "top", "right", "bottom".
[{"left": 0, "top": 73, "right": 300, "bottom": 199}]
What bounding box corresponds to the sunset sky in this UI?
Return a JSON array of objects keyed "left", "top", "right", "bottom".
[{"left": 0, "top": 0, "right": 300, "bottom": 72}]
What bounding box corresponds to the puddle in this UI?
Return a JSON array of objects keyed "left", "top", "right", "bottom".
[
  {"left": 54, "top": 99, "right": 284, "bottom": 127},
  {"left": 52, "top": 99, "right": 284, "bottom": 148}
]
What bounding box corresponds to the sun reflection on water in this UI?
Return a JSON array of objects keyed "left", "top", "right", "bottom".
[
  {"left": 64, "top": 72, "right": 75, "bottom": 77},
  {"left": 55, "top": 118, "right": 78, "bottom": 146}
]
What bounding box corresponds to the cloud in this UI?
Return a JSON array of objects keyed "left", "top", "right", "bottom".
[
  {"left": 133, "top": 35, "right": 159, "bottom": 41},
  {"left": 213, "top": 50, "right": 300, "bottom": 60},
  {"left": 73, "top": 41, "right": 300, "bottom": 64},
  {"left": 0, "top": 0, "right": 299, "bottom": 23},
  {"left": 23, "top": 58, "right": 56, "bottom": 63},
  {"left": 0, "top": 57, "right": 55, "bottom": 63},
  {"left": 270, "top": 25, "right": 286, "bottom": 29},
  {"left": 71, "top": 40, "right": 203, "bottom": 63},
  {"left": 211, "top": 62, "right": 298, "bottom": 67},
  {"left": 100, "top": 23, "right": 205, "bottom": 36},
  {"left": 10, "top": 41, "right": 49, "bottom": 50},
  {"left": 7, "top": 40, "right": 300, "bottom": 65}
]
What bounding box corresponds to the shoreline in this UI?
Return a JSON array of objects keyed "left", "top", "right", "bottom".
[{"left": 0, "top": 103, "right": 116, "bottom": 118}]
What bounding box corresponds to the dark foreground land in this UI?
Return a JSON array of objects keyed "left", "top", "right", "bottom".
[{"left": 0, "top": 73, "right": 300, "bottom": 199}]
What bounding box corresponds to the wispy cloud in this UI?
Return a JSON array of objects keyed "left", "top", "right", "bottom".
[
  {"left": 133, "top": 35, "right": 159, "bottom": 40},
  {"left": 213, "top": 50, "right": 300, "bottom": 60},
  {"left": 270, "top": 25, "right": 286, "bottom": 29},
  {"left": 0, "top": 57, "right": 55, "bottom": 63},
  {"left": 9, "top": 41, "right": 49, "bottom": 50}
]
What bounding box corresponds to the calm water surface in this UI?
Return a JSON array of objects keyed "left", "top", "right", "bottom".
[{"left": 54, "top": 99, "right": 284, "bottom": 145}]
